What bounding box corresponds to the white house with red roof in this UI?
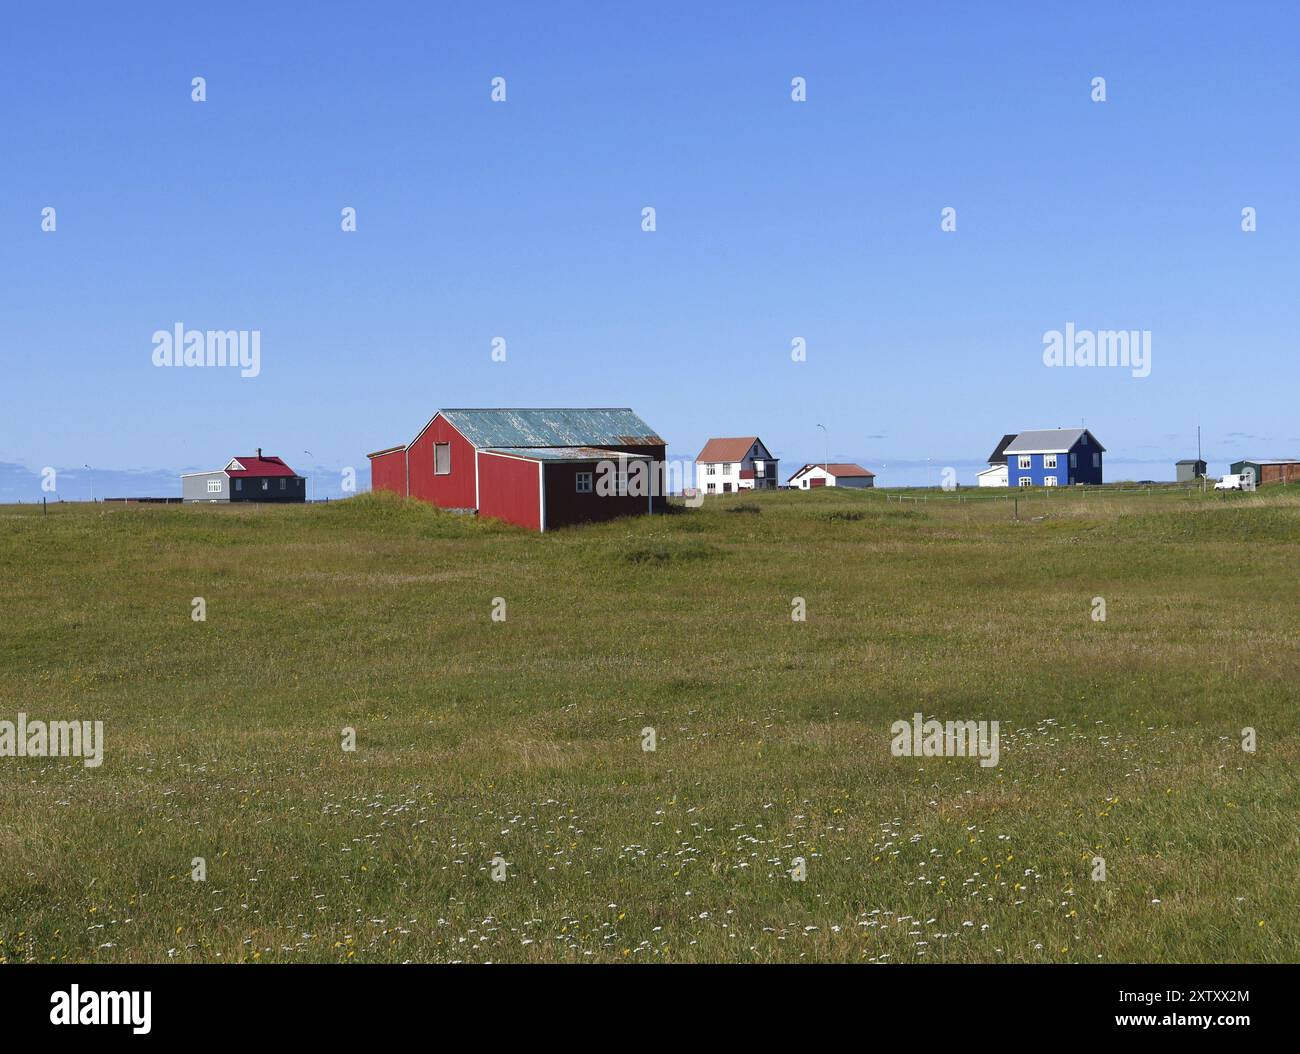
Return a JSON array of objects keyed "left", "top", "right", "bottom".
[
  {"left": 181, "top": 448, "right": 306, "bottom": 503},
  {"left": 695, "top": 436, "right": 778, "bottom": 494},
  {"left": 787, "top": 462, "right": 875, "bottom": 489}
]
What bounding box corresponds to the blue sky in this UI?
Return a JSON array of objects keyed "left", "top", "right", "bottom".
[{"left": 2, "top": 0, "right": 1297, "bottom": 499}]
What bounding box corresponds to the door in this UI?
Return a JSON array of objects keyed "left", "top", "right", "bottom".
[{"left": 810, "top": 477, "right": 826, "bottom": 487}]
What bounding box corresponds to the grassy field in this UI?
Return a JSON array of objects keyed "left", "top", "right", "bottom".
[{"left": 1, "top": 485, "right": 1298, "bottom": 963}]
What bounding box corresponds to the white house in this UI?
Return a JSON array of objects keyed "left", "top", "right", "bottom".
[
  {"left": 976, "top": 433, "right": 1017, "bottom": 488},
  {"left": 696, "top": 437, "right": 779, "bottom": 494},
  {"left": 787, "top": 463, "right": 875, "bottom": 489}
]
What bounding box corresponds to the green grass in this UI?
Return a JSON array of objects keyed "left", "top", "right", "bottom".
[{"left": 1, "top": 486, "right": 1298, "bottom": 963}]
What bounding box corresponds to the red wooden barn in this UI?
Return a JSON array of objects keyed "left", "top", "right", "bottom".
[{"left": 367, "top": 408, "right": 667, "bottom": 532}]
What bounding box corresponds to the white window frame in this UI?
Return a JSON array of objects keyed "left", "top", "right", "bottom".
[
  {"left": 575, "top": 471, "right": 593, "bottom": 494},
  {"left": 261, "top": 479, "right": 269, "bottom": 491},
  {"left": 1043, "top": 454, "right": 1057, "bottom": 470},
  {"left": 279, "top": 478, "right": 286, "bottom": 490},
  {"left": 707, "top": 463, "right": 716, "bottom": 475},
  {"left": 434, "top": 443, "right": 451, "bottom": 475},
  {"left": 1043, "top": 476, "right": 1057, "bottom": 487},
  {"left": 1018, "top": 455, "right": 1032, "bottom": 470},
  {"left": 207, "top": 478, "right": 222, "bottom": 494},
  {"left": 1018, "top": 477, "right": 1032, "bottom": 487},
  {"left": 706, "top": 483, "right": 716, "bottom": 493}
]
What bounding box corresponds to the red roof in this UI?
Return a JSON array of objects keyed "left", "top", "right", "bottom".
[
  {"left": 697, "top": 436, "right": 761, "bottom": 463},
  {"left": 225, "top": 456, "right": 297, "bottom": 478},
  {"left": 792, "top": 462, "right": 875, "bottom": 479}
]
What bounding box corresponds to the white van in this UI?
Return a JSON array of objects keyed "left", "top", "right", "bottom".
[{"left": 1214, "top": 473, "right": 1253, "bottom": 491}]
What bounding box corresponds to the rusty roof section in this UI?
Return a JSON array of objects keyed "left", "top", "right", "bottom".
[{"left": 439, "top": 408, "right": 664, "bottom": 449}]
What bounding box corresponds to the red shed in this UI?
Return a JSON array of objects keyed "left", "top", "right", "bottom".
[{"left": 366, "top": 408, "right": 666, "bottom": 532}]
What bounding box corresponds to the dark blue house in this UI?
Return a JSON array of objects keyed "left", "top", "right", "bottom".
[{"left": 1003, "top": 428, "right": 1104, "bottom": 486}]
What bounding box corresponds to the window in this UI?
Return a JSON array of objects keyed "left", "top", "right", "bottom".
[
  {"left": 575, "top": 472, "right": 593, "bottom": 493},
  {"left": 207, "top": 479, "right": 222, "bottom": 494},
  {"left": 754, "top": 460, "right": 765, "bottom": 477},
  {"left": 723, "top": 482, "right": 732, "bottom": 493},
  {"left": 706, "top": 483, "right": 716, "bottom": 493},
  {"left": 235, "top": 479, "right": 242, "bottom": 492},
  {"left": 707, "top": 464, "right": 717, "bottom": 475},
  {"left": 1018, "top": 477, "right": 1032, "bottom": 487},
  {"left": 1018, "top": 455, "right": 1032, "bottom": 470},
  {"left": 1069, "top": 453, "right": 1077, "bottom": 468},
  {"left": 434, "top": 443, "right": 451, "bottom": 475},
  {"left": 1043, "top": 454, "right": 1057, "bottom": 470},
  {"left": 1044, "top": 476, "right": 1057, "bottom": 487},
  {"left": 261, "top": 479, "right": 269, "bottom": 491},
  {"left": 1092, "top": 453, "right": 1100, "bottom": 468},
  {"left": 279, "top": 478, "right": 286, "bottom": 491}
]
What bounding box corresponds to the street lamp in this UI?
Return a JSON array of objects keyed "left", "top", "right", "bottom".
[
  {"left": 84, "top": 464, "right": 94, "bottom": 503},
  {"left": 816, "top": 424, "right": 828, "bottom": 473},
  {"left": 303, "top": 450, "right": 315, "bottom": 502}
]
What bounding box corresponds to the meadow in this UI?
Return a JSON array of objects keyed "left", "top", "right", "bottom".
[{"left": 1, "top": 485, "right": 1297, "bottom": 963}]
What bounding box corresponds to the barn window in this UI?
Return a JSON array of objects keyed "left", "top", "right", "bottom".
[
  {"left": 207, "top": 479, "right": 221, "bottom": 494},
  {"left": 1018, "top": 455, "right": 1032, "bottom": 470},
  {"left": 1043, "top": 454, "right": 1057, "bottom": 469},
  {"left": 575, "top": 472, "right": 593, "bottom": 493},
  {"left": 434, "top": 443, "right": 451, "bottom": 474}
]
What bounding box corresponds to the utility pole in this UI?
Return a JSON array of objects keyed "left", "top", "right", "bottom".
[
  {"left": 816, "top": 424, "right": 828, "bottom": 478},
  {"left": 304, "top": 450, "right": 315, "bottom": 502}
]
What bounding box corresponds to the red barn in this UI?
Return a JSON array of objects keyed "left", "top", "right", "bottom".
[{"left": 367, "top": 408, "right": 666, "bottom": 532}]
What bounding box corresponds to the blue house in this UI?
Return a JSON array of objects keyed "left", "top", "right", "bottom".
[{"left": 1002, "top": 428, "right": 1104, "bottom": 486}]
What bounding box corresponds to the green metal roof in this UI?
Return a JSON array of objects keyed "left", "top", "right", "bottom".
[
  {"left": 440, "top": 408, "right": 663, "bottom": 449},
  {"left": 483, "top": 446, "right": 654, "bottom": 462}
]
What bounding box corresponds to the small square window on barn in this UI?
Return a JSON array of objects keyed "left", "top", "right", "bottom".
[
  {"left": 207, "top": 479, "right": 221, "bottom": 493},
  {"left": 576, "top": 472, "right": 593, "bottom": 493},
  {"left": 434, "top": 443, "right": 451, "bottom": 475}
]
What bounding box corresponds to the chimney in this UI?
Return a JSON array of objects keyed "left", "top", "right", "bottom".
[{"left": 257, "top": 447, "right": 262, "bottom": 459}]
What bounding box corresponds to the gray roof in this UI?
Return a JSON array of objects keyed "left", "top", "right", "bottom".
[
  {"left": 1232, "top": 457, "right": 1300, "bottom": 465},
  {"left": 1176, "top": 458, "right": 1206, "bottom": 465},
  {"left": 436, "top": 408, "right": 663, "bottom": 449},
  {"left": 1003, "top": 428, "right": 1105, "bottom": 454}
]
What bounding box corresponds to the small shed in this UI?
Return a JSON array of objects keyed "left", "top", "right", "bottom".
[{"left": 1175, "top": 459, "right": 1207, "bottom": 482}]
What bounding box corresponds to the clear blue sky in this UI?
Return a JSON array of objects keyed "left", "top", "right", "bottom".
[{"left": 2, "top": 0, "right": 1297, "bottom": 499}]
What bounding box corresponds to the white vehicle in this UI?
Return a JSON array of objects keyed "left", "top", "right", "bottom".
[{"left": 1214, "top": 473, "right": 1253, "bottom": 491}]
